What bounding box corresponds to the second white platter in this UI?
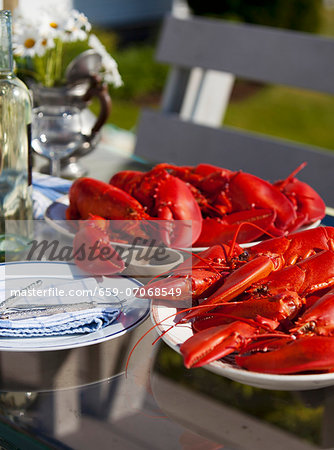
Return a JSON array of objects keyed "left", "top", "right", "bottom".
[{"left": 151, "top": 302, "right": 334, "bottom": 391}]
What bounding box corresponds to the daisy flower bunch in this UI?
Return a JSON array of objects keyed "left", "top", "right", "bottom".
[{"left": 12, "top": 5, "right": 122, "bottom": 88}]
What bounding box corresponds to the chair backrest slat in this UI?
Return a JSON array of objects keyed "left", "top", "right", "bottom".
[
  {"left": 136, "top": 109, "right": 334, "bottom": 205},
  {"left": 157, "top": 16, "right": 334, "bottom": 94}
]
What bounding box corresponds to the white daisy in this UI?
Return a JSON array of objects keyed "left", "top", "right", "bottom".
[
  {"left": 45, "top": 8, "right": 91, "bottom": 42},
  {"left": 88, "top": 34, "right": 123, "bottom": 87},
  {"left": 12, "top": 5, "right": 121, "bottom": 89},
  {"left": 71, "top": 10, "right": 91, "bottom": 33},
  {"left": 13, "top": 8, "right": 56, "bottom": 49},
  {"left": 12, "top": 26, "right": 52, "bottom": 58},
  {"left": 88, "top": 34, "right": 106, "bottom": 55}
]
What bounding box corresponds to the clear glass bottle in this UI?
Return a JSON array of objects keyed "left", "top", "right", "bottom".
[{"left": 0, "top": 10, "right": 33, "bottom": 239}]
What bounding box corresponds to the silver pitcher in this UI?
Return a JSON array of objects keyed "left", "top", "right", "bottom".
[{"left": 31, "top": 50, "right": 112, "bottom": 178}]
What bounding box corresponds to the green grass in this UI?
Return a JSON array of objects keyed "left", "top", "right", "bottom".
[
  {"left": 320, "top": 7, "right": 334, "bottom": 36},
  {"left": 108, "top": 99, "right": 140, "bottom": 131},
  {"left": 90, "top": 97, "right": 140, "bottom": 131},
  {"left": 110, "top": 45, "right": 168, "bottom": 101},
  {"left": 224, "top": 84, "right": 334, "bottom": 150}
]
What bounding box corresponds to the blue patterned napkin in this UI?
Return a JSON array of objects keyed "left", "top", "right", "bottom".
[
  {"left": 0, "top": 274, "right": 120, "bottom": 338},
  {"left": 32, "top": 172, "right": 72, "bottom": 219},
  {"left": 0, "top": 307, "right": 120, "bottom": 337}
]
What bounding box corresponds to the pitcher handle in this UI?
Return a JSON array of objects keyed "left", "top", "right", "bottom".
[{"left": 83, "top": 75, "right": 112, "bottom": 136}]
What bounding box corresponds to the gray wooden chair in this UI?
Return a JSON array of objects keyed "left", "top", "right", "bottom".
[{"left": 134, "top": 15, "right": 334, "bottom": 206}]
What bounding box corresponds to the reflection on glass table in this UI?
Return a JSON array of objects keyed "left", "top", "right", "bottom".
[{"left": 1, "top": 314, "right": 334, "bottom": 449}]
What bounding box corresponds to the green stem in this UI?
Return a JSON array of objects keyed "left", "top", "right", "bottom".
[
  {"left": 34, "top": 56, "right": 46, "bottom": 85},
  {"left": 55, "top": 39, "right": 63, "bottom": 84},
  {"left": 45, "top": 48, "right": 55, "bottom": 87}
]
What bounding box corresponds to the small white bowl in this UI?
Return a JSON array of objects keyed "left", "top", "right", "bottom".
[{"left": 122, "top": 247, "right": 184, "bottom": 278}]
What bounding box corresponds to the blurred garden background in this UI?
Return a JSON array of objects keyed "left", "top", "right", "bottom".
[{"left": 80, "top": 0, "right": 334, "bottom": 152}]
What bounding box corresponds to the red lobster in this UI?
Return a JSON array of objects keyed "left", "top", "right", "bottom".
[
  {"left": 67, "top": 175, "right": 202, "bottom": 249},
  {"left": 154, "top": 163, "right": 326, "bottom": 245},
  {"left": 142, "top": 226, "right": 334, "bottom": 373}
]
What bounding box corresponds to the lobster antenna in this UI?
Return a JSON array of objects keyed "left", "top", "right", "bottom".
[
  {"left": 146, "top": 246, "right": 228, "bottom": 288},
  {"left": 280, "top": 162, "right": 307, "bottom": 188},
  {"left": 220, "top": 242, "right": 229, "bottom": 263},
  {"left": 177, "top": 247, "right": 224, "bottom": 275},
  {"left": 228, "top": 221, "right": 276, "bottom": 259},
  {"left": 141, "top": 247, "right": 225, "bottom": 290},
  {"left": 125, "top": 304, "right": 234, "bottom": 375}
]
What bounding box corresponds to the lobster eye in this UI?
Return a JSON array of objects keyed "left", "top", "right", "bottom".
[{"left": 238, "top": 251, "right": 249, "bottom": 261}]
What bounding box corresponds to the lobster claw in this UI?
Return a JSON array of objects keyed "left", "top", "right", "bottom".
[
  {"left": 73, "top": 220, "right": 125, "bottom": 276},
  {"left": 228, "top": 171, "right": 297, "bottom": 233},
  {"left": 235, "top": 286, "right": 334, "bottom": 374},
  {"left": 291, "top": 287, "right": 334, "bottom": 336},
  {"left": 143, "top": 169, "right": 202, "bottom": 248},
  {"left": 180, "top": 291, "right": 303, "bottom": 369},
  {"left": 111, "top": 168, "right": 203, "bottom": 248},
  {"left": 180, "top": 321, "right": 259, "bottom": 368},
  {"left": 66, "top": 178, "right": 150, "bottom": 221},
  {"left": 236, "top": 336, "right": 334, "bottom": 374}
]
